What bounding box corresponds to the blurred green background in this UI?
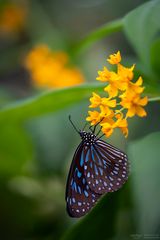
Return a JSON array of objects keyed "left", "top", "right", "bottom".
[{"left": 0, "top": 0, "right": 160, "bottom": 239}]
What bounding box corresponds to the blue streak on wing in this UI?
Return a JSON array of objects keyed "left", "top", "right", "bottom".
[
  {"left": 99, "top": 167, "right": 103, "bottom": 176},
  {"left": 82, "top": 178, "right": 85, "bottom": 184},
  {"left": 72, "top": 181, "right": 77, "bottom": 192},
  {"left": 85, "top": 149, "right": 90, "bottom": 162},
  {"left": 77, "top": 170, "right": 82, "bottom": 178},
  {"left": 90, "top": 161, "right": 93, "bottom": 168},
  {"left": 91, "top": 145, "right": 104, "bottom": 167},
  {"left": 94, "top": 164, "right": 99, "bottom": 175},
  {"left": 84, "top": 190, "right": 89, "bottom": 197},
  {"left": 70, "top": 178, "right": 73, "bottom": 186},
  {"left": 78, "top": 186, "right": 82, "bottom": 194},
  {"left": 71, "top": 181, "right": 74, "bottom": 191},
  {"left": 80, "top": 149, "right": 84, "bottom": 167}
]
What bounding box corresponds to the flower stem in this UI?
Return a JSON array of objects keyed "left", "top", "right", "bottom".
[
  {"left": 115, "top": 107, "right": 125, "bottom": 115},
  {"left": 148, "top": 96, "right": 160, "bottom": 102}
]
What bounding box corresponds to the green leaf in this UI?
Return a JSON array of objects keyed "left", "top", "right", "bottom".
[
  {"left": 123, "top": 0, "right": 160, "bottom": 70},
  {"left": 61, "top": 183, "right": 133, "bottom": 240},
  {"left": 128, "top": 132, "right": 160, "bottom": 233},
  {"left": 62, "top": 193, "right": 119, "bottom": 240},
  {"left": 0, "top": 83, "right": 160, "bottom": 125},
  {"left": 0, "top": 124, "right": 33, "bottom": 175},
  {"left": 151, "top": 38, "right": 160, "bottom": 78},
  {"left": 0, "top": 84, "right": 105, "bottom": 123},
  {"left": 72, "top": 19, "right": 123, "bottom": 56}
]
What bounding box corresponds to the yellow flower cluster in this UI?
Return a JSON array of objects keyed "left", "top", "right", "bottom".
[
  {"left": 0, "top": 3, "right": 26, "bottom": 34},
  {"left": 24, "top": 45, "right": 85, "bottom": 88},
  {"left": 86, "top": 51, "right": 148, "bottom": 138}
]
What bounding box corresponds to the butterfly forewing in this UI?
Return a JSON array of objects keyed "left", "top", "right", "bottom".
[
  {"left": 84, "top": 139, "right": 129, "bottom": 194},
  {"left": 66, "top": 143, "right": 101, "bottom": 217},
  {"left": 66, "top": 129, "right": 129, "bottom": 218}
]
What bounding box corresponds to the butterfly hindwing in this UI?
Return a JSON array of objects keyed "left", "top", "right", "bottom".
[
  {"left": 84, "top": 139, "right": 129, "bottom": 194},
  {"left": 65, "top": 143, "right": 101, "bottom": 218},
  {"left": 66, "top": 129, "right": 129, "bottom": 218}
]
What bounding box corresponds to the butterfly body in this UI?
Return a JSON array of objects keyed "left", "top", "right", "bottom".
[
  {"left": 66, "top": 119, "right": 129, "bottom": 218},
  {"left": 80, "top": 130, "right": 97, "bottom": 145}
]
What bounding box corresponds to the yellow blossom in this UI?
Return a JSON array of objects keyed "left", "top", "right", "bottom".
[
  {"left": 101, "top": 113, "right": 128, "bottom": 138},
  {"left": 86, "top": 105, "right": 114, "bottom": 126},
  {"left": 86, "top": 111, "right": 101, "bottom": 126},
  {"left": 117, "top": 63, "right": 135, "bottom": 82},
  {"left": 101, "top": 122, "right": 114, "bottom": 137},
  {"left": 103, "top": 72, "right": 121, "bottom": 97},
  {"left": 56, "top": 68, "right": 84, "bottom": 88},
  {"left": 97, "top": 67, "right": 126, "bottom": 97},
  {"left": 99, "top": 105, "right": 115, "bottom": 119},
  {"left": 120, "top": 92, "right": 148, "bottom": 117},
  {"left": 89, "top": 92, "right": 102, "bottom": 108},
  {"left": 127, "top": 76, "right": 144, "bottom": 94},
  {"left": 24, "top": 44, "right": 85, "bottom": 88},
  {"left": 89, "top": 92, "right": 116, "bottom": 108},
  {"left": 104, "top": 84, "right": 118, "bottom": 98},
  {"left": 86, "top": 51, "right": 148, "bottom": 138},
  {"left": 25, "top": 45, "right": 68, "bottom": 71},
  {"left": 107, "top": 51, "right": 121, "bottom": 65},
  {"left": 96, "top": 67, "right": 111, "bottom": 82},
  {"left": 0, "top": 3, "right": 27, "bottom": 34},
  {"left": 114, "top": 113, "right": 128, "bottom": 137},
  {"left": 101, "top": 98, "right": 116, "bottom": 108}
]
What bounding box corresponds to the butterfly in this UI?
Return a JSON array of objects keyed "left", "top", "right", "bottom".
[{"left": 65, "top": 116, "right": 129, "bottom": 218}]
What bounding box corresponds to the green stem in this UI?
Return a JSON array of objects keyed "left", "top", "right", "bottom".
[
  {"left": 71, "top": 19, "right": 123, "bottom": 56},
  {"left": 115, "top": 107, "right": 125, "bottom": 115},
  {"left": 148, "top": 96, "right": 160, "bottom": 102}
]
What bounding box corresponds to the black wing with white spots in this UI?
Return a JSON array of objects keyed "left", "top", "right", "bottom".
[
  {"left": 84, "top": 139, "right": 129, "bottom": 194},
  {"left": 66, "top": 130, "right": 129, "bottom": 218},
  {"left": 65, "top": 143, "right": 101, "bottom": 218}
]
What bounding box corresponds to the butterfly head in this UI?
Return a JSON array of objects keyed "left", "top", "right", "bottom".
[{"left": 79, "top": 131, "right": 96, "bottom": 146}]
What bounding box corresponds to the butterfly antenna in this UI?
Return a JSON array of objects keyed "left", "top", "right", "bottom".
[
  {"left": 96, "top": 126, "right": 102, "bottom": 137},
  {"left": 68, "top": 115, "right": 80, "bottom": 134}
]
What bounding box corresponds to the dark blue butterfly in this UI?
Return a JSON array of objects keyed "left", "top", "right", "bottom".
[{"left": 65, "top": 116, "right": 129, "bottom": 218}]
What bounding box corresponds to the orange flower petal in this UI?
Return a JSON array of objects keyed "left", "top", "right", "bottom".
[
  {"left": 101, "top": 125, "right": 113, "bottom": 138},
  {"left": 126, "top": 107, "right": 136, "bottom": 117},
  {"left": 121, "top": 127, "right": 128, "bottom": 138},
  {"left": 136, "top": 106, "right": 147, "bottom": 117},
  {"left": 86, "top": 110, "right": 101, "bottom": 125},
  {"left": 96, "top": 67, "right": 111, "bottom": 82},
  {"left": 101, "top": 98, "right": 116, "bottom": 108},
  {"left": 135, "top": 76, "right": 143, "bottom": 86},
  {"left": 107, "top": 51, "right": 121, "bottom": 65},
  {"left": 138, "top": 96, "right": 148, "bottom": 106},
  {"left": 104, "top": 85, "right": 118, "bottom": 97}
]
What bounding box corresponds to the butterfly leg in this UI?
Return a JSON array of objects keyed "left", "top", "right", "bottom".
[
  {"left": 97, "top": 133, "right": 105, "bottom": 140},
  {"left": 89, "top": 125, "right": 94, "bottom": 133},
  {"left": 95, "top": 126, "right": 102, "bottom": 137},
  {"left": 92, "top": 117, "right": 104, "bottom": 134},
  {"left": 89, "top": 121, "right": 100, "bottom": 134}
]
